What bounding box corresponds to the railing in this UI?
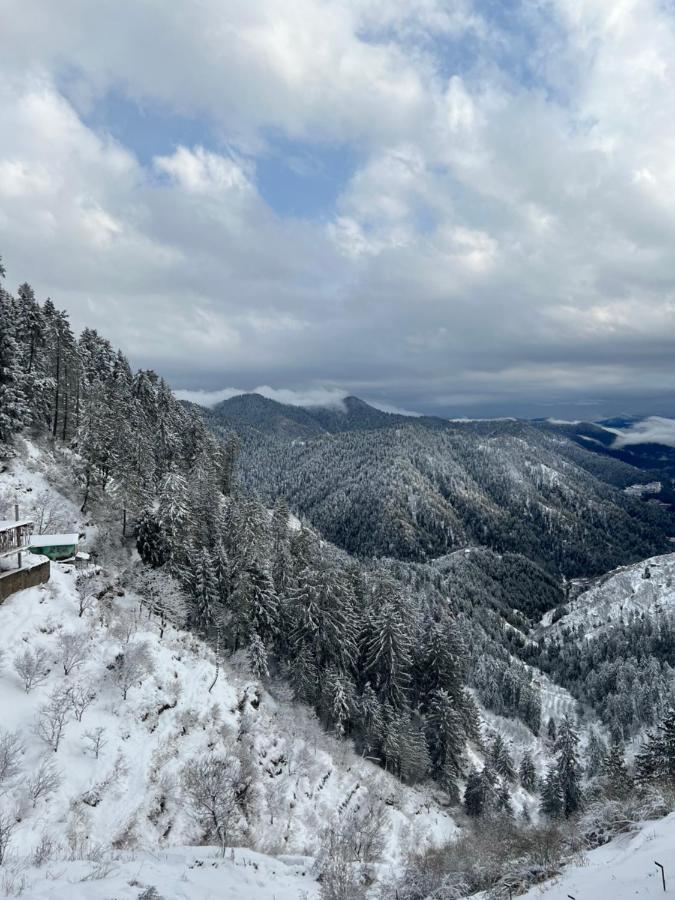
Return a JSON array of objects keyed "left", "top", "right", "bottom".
[{"left": 0, "top": 525, "right": 31, "bottom": 556}]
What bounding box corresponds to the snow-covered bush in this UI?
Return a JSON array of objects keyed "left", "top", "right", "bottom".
[
  {"left": 0, "top": 732, "right": 23, "bottom": 790},
  {"left": 35, "top": 687, "right": 71, "bottom": 752},
  {"left": 181, "top": 753, "right": 245, "bottom": 851},
  {"left": 57, "top": 631, "right": 89, "bottom": 676},
  {"left": 107, "top": 640, "right": 154, "bottom": 699},
  {"left": 386, "top": 817, "right": 572, "bottom": 900},
  {"left": 0, "top": 808, "right": 17, "bottom": 864},
  {"left": 26, "top": 757, "right": 61, "bottom": 807},
  {"left": 13, "top": 646, "right": 48, "bottom": 693}
]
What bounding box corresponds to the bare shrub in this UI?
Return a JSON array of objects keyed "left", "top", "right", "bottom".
[
  {"left": 66, "top": 681, "right": 96, "bottom": 722},
  {"left": 32, "top": 832, "right": 57, "bottom": 867},
  {"left": 134, "top": 569, "right": 188, "bottom": 638},
  {"left": 181, "top": 753, "right": 244, "bottom": 852},
  {"left": 0, "top": 733, "right": 23, "bottom": 791},
  {"left": 385, "top": 818, "right": 570, "bottom": 900},
  {"left": 82, "top": 727, "right": 106, "bottom": 759},
  {"left": 342, "top": 801, "right": 389, "bottom": 864},
  {"left": 27, "top": 758, "right": 61, "bottom": 807},
  {"left": 25, "top": 490, "right": 71, "bottom": 536},
  {"left": 314, "top": 821, "right": 368, "bottom": 900},
  {"left": 0, "top": 809, "right": 17, "bottom": 865},
  {"left": 58, "top": 632, "right": 89, "bottom": 676},
  {"left": 13, "top": 646, "right": 48, "bottom": 693},
  {"left": 36, "top": 688, "right": 71, "bottom": 752},
  {"left": 107, "top": 641, "right": 154, "bottom": 699}
]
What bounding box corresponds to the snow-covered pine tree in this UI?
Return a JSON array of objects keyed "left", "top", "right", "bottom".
[
  {"left": 192, "top": 547, "right": 219, "bottom": 631},
  {"left": 601, "top": 744, "right": 631, "bottom": 800},
  {"left": 540, "top": 766, "right": 564, "bottom": 818},
  {"left": 555, "top": 716, "right": 583, "bottom": 817},
  {"left": 519, "top": 751, "right": 537, "bottom": 792},
  {"left": 463, "top": 768, "right": 483, "bottom": 817},
  {"left": 0, "top": 281, "right": 30, "bottom": 447},
  {"left": 247, "top": 631, "right": 270, "bottom": 680},
  {"left": 362, "top": 593, "right": 412, "bottom": 709}
]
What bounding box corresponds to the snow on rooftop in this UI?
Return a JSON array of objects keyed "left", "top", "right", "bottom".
[
  {"left": 0, "top": 519, "right": 33, "bottom": 531},
  {"left": 29, "top": 533, "right": 79, "bottom": 546}
]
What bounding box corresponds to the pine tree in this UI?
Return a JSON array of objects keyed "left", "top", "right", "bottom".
[
  {"left": 586, "top": 727, "right": 607, "bottom": 777},
  {"left": 323, "top": 668, "right": 354, "bottom": 736},
  {"left": 540, "top": 766, "right": 563, "bottom": 818},
  {"left": 555, "top": 716, "right": 583, "bottom": 817},
  {"left": 229, "top": 560, "right": 279, "bottom": 650},
  {"left": 356, "top": 683, "right": 384, "bottom": 755},
  {"left": 136, "top": 511, "right": 168, "bottom": 568},
  {"left": 426, "top": 688, "right": 465, "bottom": 789},
  {"left": 362, "top": 590, "right": 412, "bottom": 709},
  {"left": 496, "top": 780, "right": 513, "bottom": 816},
  {"left": 397, "top": 711, "right": 431, "bottom": 783},
  {"left": 192, "top": 548, "right": 218, "bottom": 630},
  {"left": 519, "top": 751, "right": 537, "bottom": 792},
  {"left": 489, "top": 733, "right": 516, "bottom": 783},
  {"left": 288, "top": 642, "right": 319, "bottom": 705},
  {"left": 0, "top": 290, "right": 29, "bottom": 446},
  {"left": 248, "top": 631, "right": 269, "bottom": 680},
  {"left": 464, "top": 768, "right": 483, "bottom": 817},
  {"left": 479, "top": 764, "right": 497, "bottom": 815},
  {"left": 288, "top": 559, "right": 357, "bottom": 673},
  {"left": 636, "top": 708, "right": 675, "bottom": 785},
  {"left": 602, "top": 744, "right": 631, "bottom": 800},
  {"left": 157, "top": 472, "right": 192, "bottom": 579}
]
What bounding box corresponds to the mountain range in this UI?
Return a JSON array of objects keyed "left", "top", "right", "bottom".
[{"left": 198, "top": 394, "right": 674, "bottom": 576}]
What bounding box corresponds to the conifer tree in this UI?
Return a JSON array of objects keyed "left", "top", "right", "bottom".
[
  {"left": 602, "top": 744, "right": 631, "bottom": 800},
  {"left": 496, "top": 780, "right": 513, "bottom": 816},
  {"left": 0, "top": 289, "right": 29, "bottom": 446},
  {"left": 192, "top": 548, "right": 219, "bottom": 630},
  {"left": 248, "top": 632, "right": 270, "bottom": 680},
  {"left": 519, "top": 751, "right": 537, "bottom": 792},
  {"left": 586, "top": 727, "right": 607, "bottom": 777},
  {"left": 540, "top": 766, "right": 563, "bottom": 818},
  {"left": 555, "top": 716, "right": 583, "bottom": 817},
  {"left": 464, "top": 768, "right": 483, "bottom": 817},
  {"left": 362, "top": 593, "right": 412, "bottom": 709}
]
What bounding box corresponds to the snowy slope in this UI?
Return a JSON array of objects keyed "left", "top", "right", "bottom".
[
  {"left": 0, "top": 562, "right": 457, "bottom": 894},
  {"left": 520, "top": 812, "right": 675, "bottom": 900},
  {"left": 0, "top": 438, "right": 463, "bottom": 896},
  {"left": 0, "top": 846, "right": 317, "bottom": 899},
  {"left": 542, "top": 551, "right": 675, "bottom": 639}
]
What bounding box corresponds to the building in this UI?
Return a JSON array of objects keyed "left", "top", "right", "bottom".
[
  {"left": 28, "top": 533, "right": 80, "bottom": 562},
  {"left": 0, "top": 519, "right": 50, "bottom": 603}
]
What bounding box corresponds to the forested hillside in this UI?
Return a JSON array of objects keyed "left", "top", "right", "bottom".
[
  {"left": 0, "top": 258, "right": 480, "bottom": 801},
  {"left": 206, "top": 402, "right": 671, "bottom": 576},
  {"left": 6, "top": 258, "right": 675, "bottom": 900}
]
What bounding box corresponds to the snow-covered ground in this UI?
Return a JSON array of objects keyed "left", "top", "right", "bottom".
[
  {"left": 542, "top": 551, "right": 675, "bottom": 640},
  {"left": 0, "top": 846, "right": 316, "bottom": 899},
  {"left": 0, "top": 443, "right": 457, "bottom": 897},
  {"left": 520, "top": 812, "right": 675, "bottom": 900}
]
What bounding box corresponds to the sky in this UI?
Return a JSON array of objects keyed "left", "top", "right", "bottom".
[{"left": 1, "top": 0, "right": 675, "bottom": 419}]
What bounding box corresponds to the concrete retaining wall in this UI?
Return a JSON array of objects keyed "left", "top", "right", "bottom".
[{"left": 0, "top": 560, "right": 50, "bottom": 603}]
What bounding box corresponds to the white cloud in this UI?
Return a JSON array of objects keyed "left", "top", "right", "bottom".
[
  {"left": 1, "top": 0, "right": 675, "bottom": 414},
  {"left": 611, "top": 417, "right": 675, "bottom": 449},
  {"left": 174, "top": 386, "right": 348, "bottom": 408}
]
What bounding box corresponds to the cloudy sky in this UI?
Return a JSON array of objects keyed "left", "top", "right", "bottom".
[{"left": 1, "top": 0, "right": 675, "bottom": 418}]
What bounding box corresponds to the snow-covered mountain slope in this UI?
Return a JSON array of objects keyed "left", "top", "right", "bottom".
[
  {"left": 520, "top": 812, "right": 675, "bottom": 900},
  {"left": 542, "top": 551, "right": 675, "bottom": 639},
  {"left": 1, "top": 846, "right": 316, "bottom": 899},
  {"left": 0, "top": 564, "right": 455, "bottom": 895}
]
